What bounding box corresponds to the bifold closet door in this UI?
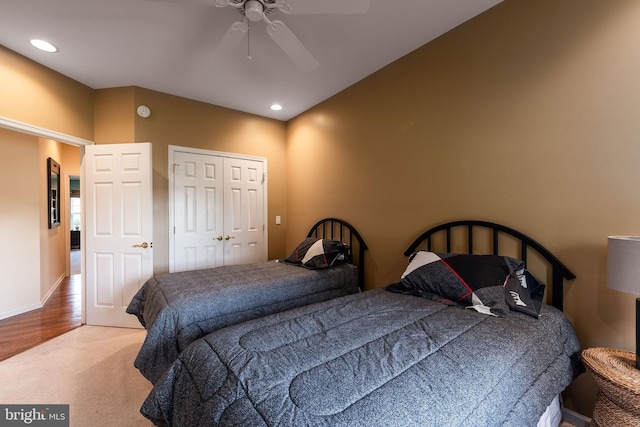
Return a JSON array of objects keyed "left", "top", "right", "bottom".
[{"left": 172, "top": 149, "right": 266, "bottom": 272}]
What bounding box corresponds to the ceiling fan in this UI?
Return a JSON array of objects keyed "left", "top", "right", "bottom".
[{"left": 204, "top": 0, "right": 371, "bottom": 72}]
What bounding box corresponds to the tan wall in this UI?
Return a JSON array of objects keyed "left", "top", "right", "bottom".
[
  {"left": 0, "top": 128, "right": 40, "bottom": 316},
  {"left": 287, "top": 0, "right": 640, "bottom": 415},
  {"left": 94, "top": 87, "right": 136, "bottom": 144},
  {"left": 39, "top": 139, "right": 66, "bottom": 299},
  {"left": 104, "top": 87, "right": 288, "bottom": 273},
  {"left": 0, "top": 46, "right": 94, "bottom": 140}
]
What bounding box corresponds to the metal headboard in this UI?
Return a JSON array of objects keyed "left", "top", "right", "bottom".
[
  {"left": 307, "top": 218, "right": 368, "bottom": 291},
  {"left": 403, "top": 220, "right": 575, "bottom": 310}
]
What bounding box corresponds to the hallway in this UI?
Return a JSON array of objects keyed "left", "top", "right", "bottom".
[
  {"left": 71, "top": 248, "right": 80, "bottom": 275},
  {"left": 0, "top": 274, "right": 82, "bottom": 362}
]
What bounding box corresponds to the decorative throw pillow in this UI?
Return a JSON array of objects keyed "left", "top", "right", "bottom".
[
  {"left": 387, "top": 252, "right": 525, "bottom": 317},
  {"left": 503, "top": 270, "right": 546, "bottom": 318},
  {"left": 283, "top": 238, "right": 347, "bottom": 269}
]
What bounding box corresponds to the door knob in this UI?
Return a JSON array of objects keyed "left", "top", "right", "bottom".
[
  {"left": 133, "top": 242, "right": 149, "bottom": 248},
  {"left": 224, "top": 235, "right": 236, "bottom": 240},
  {"left": 215, "top": 235, "right": 223, "bottom": 241}
]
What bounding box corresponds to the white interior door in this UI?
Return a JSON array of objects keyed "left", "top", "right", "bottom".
[
  {"left": 223, "top": 157, "right": 265, "bottom": 265},
  {"left": 172, "top": 150, "right": 224, "bottom": 272},
  {"left": 170, "top": 146, "right": 266, "bottom": 271},
  {"left": 84, "top": 142, "right": 153, "bottom": 328}
]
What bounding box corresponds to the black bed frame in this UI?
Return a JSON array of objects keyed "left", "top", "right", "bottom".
[
  {"left": 307, "top": 218, "right": 368, "bottom": 291},
  {"left": 403, "top": 220, "right": 575, "bottom": 311}
]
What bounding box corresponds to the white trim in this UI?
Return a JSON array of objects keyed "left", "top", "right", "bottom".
[
  {"left": 41, "top": 273, "right": 66, "bottom": 306},
  {"left": 80, "top": 146, "right": 86, "bottom": 325},
  {"left": 0, "top": 116, "right": 94, "bottom": 146},
  {"left": 169, "top": 144, "right": 266, "bottom": 162},
  {"left": 168, "top": 145, "right": 268, "bottom": 272}
]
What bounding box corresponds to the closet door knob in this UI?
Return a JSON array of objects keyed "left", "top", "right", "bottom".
[
  {"left": 224, "top": 235, "right": 236, "bottom": 240},
  {"left": 215, "top": 235, "right": 224, "bottom": 241}
]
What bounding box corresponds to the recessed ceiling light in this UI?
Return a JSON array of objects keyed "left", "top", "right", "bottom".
[
  {"left": 30, "top": 39, "right": 58, "bottom": 53},
  {"left": 270, "top": 104, "right": 283, "bottom": 111}
]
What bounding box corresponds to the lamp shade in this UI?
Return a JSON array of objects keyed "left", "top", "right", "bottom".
[{"left": 608, "top": 236, "right": 640, "bottom": 296}]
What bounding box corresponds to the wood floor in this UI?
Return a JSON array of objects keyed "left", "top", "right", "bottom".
[{"left": 0, "top": 274, "right": 82, "bottom": 362}]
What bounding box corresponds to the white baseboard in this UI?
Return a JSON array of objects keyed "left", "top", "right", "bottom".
[
  {"left": 41, "top": 274, "right": 66, "bottom": 305},
  {"left": 562, "top": 407, "right": 591, "bottom": 427},
  {"left": 0, "top": 302, "right": 43, "bottom": 321},
  {"left": 0, "top": 274, "right": 66, "bottom": 321}
]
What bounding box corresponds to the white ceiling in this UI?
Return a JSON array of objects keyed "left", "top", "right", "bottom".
[{"left": 0, "top": 0, "right": 502, "bottom": 121}]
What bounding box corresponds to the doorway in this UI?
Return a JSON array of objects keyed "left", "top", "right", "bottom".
[{"left": 69, "top": 176, "right": 81, "bottom": 275}]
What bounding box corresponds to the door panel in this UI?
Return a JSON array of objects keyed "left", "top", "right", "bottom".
[
  {"left": 173, "top": 151, "right": 224, "bottom": 271},
  {"left": 223, "top": 157, "right": 265, "bottom": 265},
  {"left": 85, "top": 143, "right": 153, "bottom": 328}
]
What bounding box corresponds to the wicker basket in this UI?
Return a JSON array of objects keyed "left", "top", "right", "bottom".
[{"left": 581, "top": 347, "right": 640, "bottom": 426}]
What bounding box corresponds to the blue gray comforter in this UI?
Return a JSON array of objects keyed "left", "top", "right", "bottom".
[
  {"left": 127, "top": 260, "right": 359, "bottom": 383},
  {"left": 141, "top": 288, "right": 583, "bottom": 426}
]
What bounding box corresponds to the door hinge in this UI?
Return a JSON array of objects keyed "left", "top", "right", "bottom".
[
  {"left": 262, "top": 172, "right": 266, "bottom": 183},
  {"left": 171, "top": 163, "right": 179, "bottom": 174}
]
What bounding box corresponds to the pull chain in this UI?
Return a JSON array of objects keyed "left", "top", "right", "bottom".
[{"left": 246, "top": 21, "right": 252, "bottom": 60}]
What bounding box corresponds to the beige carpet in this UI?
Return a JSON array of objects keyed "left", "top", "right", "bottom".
[{"left": 0, "top": 325, "right": 153, "bottom": 427}]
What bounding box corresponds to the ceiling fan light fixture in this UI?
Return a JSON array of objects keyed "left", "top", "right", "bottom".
[
  {"left": 244, "top": 0, "right": 264, "bottom": 22},
  {"left": 216, "top": 0, "right": 368, "bottom": 72}
]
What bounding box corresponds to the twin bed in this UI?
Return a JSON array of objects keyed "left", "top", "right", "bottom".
[
  {"left": 131, "top": 220, "right": 583, "bottom": 427},
  {"left": 127, "top": 218, "right": 367, "bottom": 383}
]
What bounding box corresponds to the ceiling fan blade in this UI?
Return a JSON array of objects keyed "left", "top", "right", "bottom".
[
  {"left": 145, "top": 0, "right": 219, "bottom": 6},
  {"left": 266, "top": 20, "right": 319, "bottom": 72},
  {"left": 215, "top": 20, "right": 248, "bottom": 57},
  {"left": 215, "top": 0, "right": 246, "bottom": 8},
  {"left": 275, "top": 0, "right": 370, "bottom": 14}
]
